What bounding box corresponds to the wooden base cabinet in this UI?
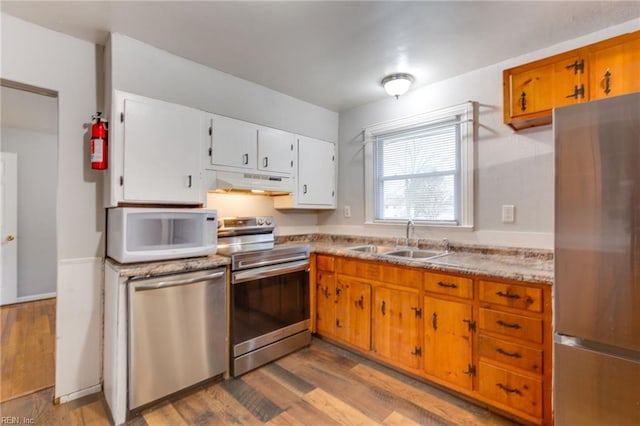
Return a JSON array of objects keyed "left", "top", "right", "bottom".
[
  {"left": 335, "top": 277, "right": 371, "bottom": 351},
  {"left": 424, "top": 296, "right": 473, "bottom": 390},
  {"left": 372, "top": 286, "right": 422, "bottom": 370},
  {"left": 314, "top": 255, "right": 371, "bottom": 351},
  {"left": 312, "top": 254, "right": 552, "bottom": 425}
]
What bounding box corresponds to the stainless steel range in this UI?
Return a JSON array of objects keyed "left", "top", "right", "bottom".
[{"left": 218, "top": 216, "right": 311, "bottom": 376}]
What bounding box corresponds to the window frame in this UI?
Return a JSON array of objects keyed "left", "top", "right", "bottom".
[{"left": 364, "top": 101, "right": 475, "bottom": 228}]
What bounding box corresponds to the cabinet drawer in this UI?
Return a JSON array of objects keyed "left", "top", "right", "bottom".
[
  {"left": 424, "top": 272, "right": 473, "bottom": 299},
  {"left": 337, "top": 258, "right": 381, "bottom": 281},
  {"left": 316, "top": 255, "right": 335, "bottom": 272},
  {"left": 478, "top": 361, "right": 543, "bottom": 419},
  {"left": 479, "top": 280, "right": 542, "bottom": 312},
  {"left": 479, "top": 308, "right": 543, "bottom": 343},
  {"left": 479, "top": 335, "right": 543, "bottom": 375}
]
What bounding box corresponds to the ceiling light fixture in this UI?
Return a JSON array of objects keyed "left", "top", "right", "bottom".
[{"left": 381, "top": 73, "right": 415, "bottom": 99}]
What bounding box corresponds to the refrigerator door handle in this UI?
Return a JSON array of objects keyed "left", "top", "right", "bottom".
[{"left": 555, "top": 334, "right": 640, "bottom": 364}]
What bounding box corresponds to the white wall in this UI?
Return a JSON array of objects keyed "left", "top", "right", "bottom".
[
  {"left": 1, "top": 128, "right": 57, "bottom": 298},
  {"left": 327, "top": 19, "right": 640, "bottom": 249},
  {"left": 1, "top": 13, "right": 103, "bottom": 399}
]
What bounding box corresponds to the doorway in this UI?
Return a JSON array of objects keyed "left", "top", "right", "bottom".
[{"left": 0, "top": 80, "right": 58, "bottom": 402}]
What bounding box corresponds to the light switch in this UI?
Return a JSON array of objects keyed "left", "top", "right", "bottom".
[{"left": 502, "top": 205, "right": 515, "bottom": 223}]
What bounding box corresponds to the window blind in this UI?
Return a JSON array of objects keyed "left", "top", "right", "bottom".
[{"left": 374, "top": 119, "right": 460, "bottom": 222}]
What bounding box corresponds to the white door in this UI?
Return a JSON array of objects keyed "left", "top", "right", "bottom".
[
  {"left": 122, "top": 97, "right": 202, "bottom": 204},
  {"left": 298, "top": 137, "right": 336, "bottom": 207},
  {"left": 209, "top": 114, "right": 257, "bottom": 170},
  {"left": 0, "top": 152, "right": 18, "bottom": 305},
  {"left": 257, "top": 127, "right": 295, "bottom": 174}
]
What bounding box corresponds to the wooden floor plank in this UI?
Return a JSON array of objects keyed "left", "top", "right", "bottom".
[
  {"left": 350, "top": 363, "right": 515, "bottom": 426},
  {"left": 240, "top": 370, "right": 302, "bottom": 410},
  {"left": 221, "top": 378, "right": 282, "bottom": 422},
  {"left": 142, "top": 400, "right": 188, "bottom": 426},
  {"left": 267, "top": 399, "right": 341, "bottom": 426},
  {"left": 303, "top": 388, "right": 375, "bottom": 426},
  {"left": 202, "top": 384, "right": 262, "bottom": 425},
  {"left": 1, "top": 338, "right": 516, "bottom": 426},
  {"left": 0, "top": 298, "right": 56, "bottom": 403},
  {"left": 383, "top": 411, "right": 422, "bottom": 426}
]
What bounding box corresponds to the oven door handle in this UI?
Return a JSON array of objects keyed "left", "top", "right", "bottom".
[
  {"left": 233, "top": 260, "right": 309, "bottom": 284},
  {"left": 236, "top": 253, "right": 309, "bottom": 270}
]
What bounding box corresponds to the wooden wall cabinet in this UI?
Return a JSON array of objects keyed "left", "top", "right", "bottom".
[
  {"left": 312, "top": 254, "right": 553, "bottom": 425},
  {"left": 504, "top": 30, "right": 640, "bottom": 130},
  {"left": 588, "top": 33, "right": 640, "bottom": 100}
]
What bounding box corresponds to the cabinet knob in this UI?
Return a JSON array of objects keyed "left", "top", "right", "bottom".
[{"left": 6, "top": 234, "right": 15, "bottom": 242}]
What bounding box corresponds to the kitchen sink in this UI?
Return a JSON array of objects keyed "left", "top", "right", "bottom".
[
  {"left": 347, "top": 244, "right": 393, "bottom": 254},
  {"left": 382, "top": 249, "right": 449, "bottom": 260}
]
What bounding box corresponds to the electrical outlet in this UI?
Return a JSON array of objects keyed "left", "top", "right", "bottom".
[
  {"left": 344, "top": 205, "right": 352, "bottom": 218},
  {"left": 502, "top": 205, "right": 515, "bottom": 223}
]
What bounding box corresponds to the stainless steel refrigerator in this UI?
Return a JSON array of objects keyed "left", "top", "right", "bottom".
[{"left": 554, "top": 92, "right": 640, "bottom": 425}]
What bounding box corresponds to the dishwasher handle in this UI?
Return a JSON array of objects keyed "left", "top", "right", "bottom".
[{"left": 134, "top": 271, "right": 225, "bottom": 291}]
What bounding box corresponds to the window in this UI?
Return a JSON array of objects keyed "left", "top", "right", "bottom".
[{"left": 364, "top": 102, "right": 475, "bottom": 227}]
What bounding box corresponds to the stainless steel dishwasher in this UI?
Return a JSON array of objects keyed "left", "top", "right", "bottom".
[{"left": 128, "top": 267, "right": 226, "bottom": 411}]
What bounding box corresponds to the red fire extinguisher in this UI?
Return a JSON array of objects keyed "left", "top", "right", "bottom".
[{"left": 91, "top": 112, "right": 108, "bottom": 170}]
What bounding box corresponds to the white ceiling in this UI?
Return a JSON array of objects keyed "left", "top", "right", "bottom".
[{"left": 2, "top": 1, "right": 639, "bottom": 112}]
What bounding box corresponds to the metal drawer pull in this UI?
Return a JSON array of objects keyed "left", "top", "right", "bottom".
[
  {"left": 497, "top": 383, "right": 522, "bottom": 395},
  {"left": 496, "top": 291, "right": 520, "bottom": 299},
  {"left": 496, "top": 320, "right": 521, "bottom": 329},
  {"left": 381, "top": 300, "right": 386, "bottom": 316},
  {"left": 603, "top": 70, "right": 611, "bottom": 94},
  {"left": 496, "top": 348, "right": 522, "bottom": 358},
  {"left": 432, "top": 312, "right": 438, "bottom": 331},
  {"left": 438, "top": 281, "right": 458, "bottom": 289}
]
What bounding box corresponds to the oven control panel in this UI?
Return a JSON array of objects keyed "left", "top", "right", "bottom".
[{"left": 218, "top": 216, "right": 275, "bottom": 237}]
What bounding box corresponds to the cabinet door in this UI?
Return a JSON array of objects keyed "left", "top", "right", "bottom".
[
  {"left": 209, "top": 114, "right": 256, "bottom": 170},
  {"left": 372, "top": 287, "right": 421, "bottom": 369},
  {"left": 335, "top": 277, "right": 371, "bottom": 351},
  {"left": 424, "top": 296, "right": 473, "bottom": 390},
  {"left": 509, "top": 53, "right": 584, "bottom": 119},
  {"left": 297, "top": 136, "right": 336, "bottom": 207},
  {"left": 588, "top": 34, "right": 640, "bottom": 100},
  {"left": 257, "top": 127, "right": 295, "bottom": 174},
  {"left": 316, "top": 270, "right": 336, "bottom": 337},
  {"left": 122, "top": 97, "right": 201, "bottom": 203}
]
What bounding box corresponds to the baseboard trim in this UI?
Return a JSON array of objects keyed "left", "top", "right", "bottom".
[
  {"left": 17, "top": 292, "right": 56, "bottom": 303},
  {"left": 57, "top": 383, "right": 102, "bottom": 404}
]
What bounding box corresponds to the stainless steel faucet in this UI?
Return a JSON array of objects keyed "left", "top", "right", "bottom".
[
  {"left": 442, "top": 238, "right": 451, "bottom": 253},
  {"left": 406, "top": 219, "right": 415, "bottom": 244}
]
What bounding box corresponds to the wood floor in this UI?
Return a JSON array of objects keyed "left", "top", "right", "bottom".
[
  {"left": 0, "top": 338, "right": 517, "bottom": 425},
  {"left": 0, "top": 298, "right": 56, "bottom": 403}
]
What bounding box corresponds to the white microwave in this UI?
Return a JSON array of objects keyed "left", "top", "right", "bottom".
[{"left": 107, "top": 208, "right": 218, "bottom": 263}]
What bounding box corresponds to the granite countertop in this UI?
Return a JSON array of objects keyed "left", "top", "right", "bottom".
[
  {"left": 280, "top": 235, "right": 554, "bottom": 285},
  {"left": 105, "top": 235, "right": 554, "bottom": 285},
  {"left": 106, "top": 254, "right": 230, "bottom": 279}
]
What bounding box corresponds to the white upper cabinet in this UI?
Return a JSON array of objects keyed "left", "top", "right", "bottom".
[
  {"left": 257, "top": 127, "right": 295, "bottom": 175},
  {"left": 108, "top": 91, "right": 202, "bottom": 206},
  {"left": 274, "top": 135, "right": 336, "bottom": 209},
  {"left": 204, "top": 114, "right": 295, "bottom": 178},
  {"left": 207, "top": 114, "right": 257, "bottom": 171}
]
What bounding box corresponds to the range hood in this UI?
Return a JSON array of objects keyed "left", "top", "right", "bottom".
[{"left": 214, "top": 170, "right": 293, "bottom": 194}]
